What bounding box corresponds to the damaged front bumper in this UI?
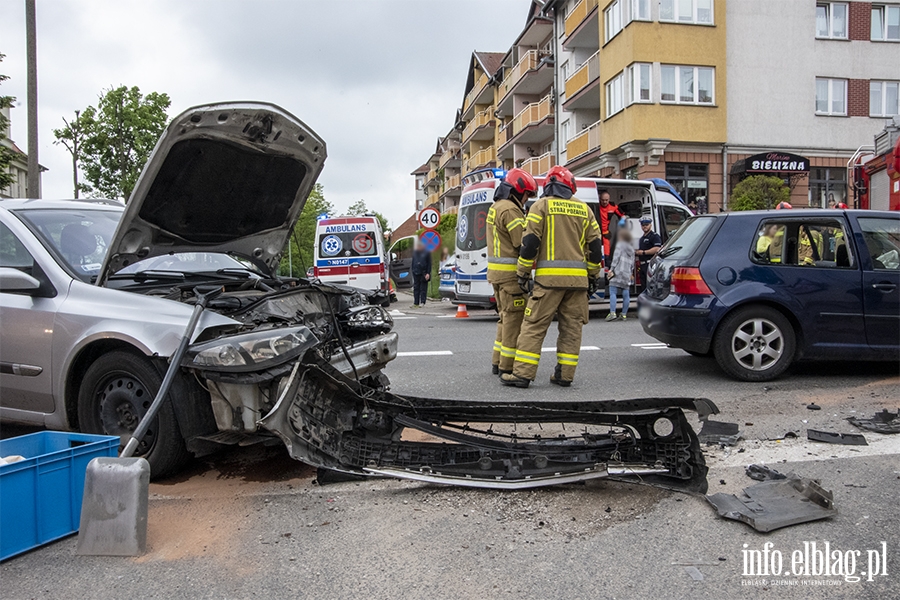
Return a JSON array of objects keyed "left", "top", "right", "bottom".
[{"left": 259, "top": 362, "right": 718, "bottom": 493}]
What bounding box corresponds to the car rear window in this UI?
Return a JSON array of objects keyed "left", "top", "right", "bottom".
[{"left": 656, "top": 216, "right": 715, "bottom": 260}]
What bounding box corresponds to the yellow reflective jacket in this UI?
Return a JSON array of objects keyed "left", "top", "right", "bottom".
[
  {"left": 486, "top": 199, "right": 526, "bottom": 284},
  {"left": 517, "top": 196, "right": 602, "bottom": 289}
]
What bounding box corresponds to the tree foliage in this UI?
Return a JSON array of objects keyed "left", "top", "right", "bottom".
[
  {"left": 0, "top": 53, "right": 17, "bottom": 192},
  {"left": 278, "top": 184, "right": 332, "bottom": 277},
  {"left": 52, "top": 110, "right": 87, "bottom": 198},
  {"left": 71, "top": 86, "right": 171, "bottom": 201},
  {"left": 346, "top": 199, "right": 389, "bottom": 233},
  {"left": 731, "top": 175, "right": 791, "bottom": 211}
]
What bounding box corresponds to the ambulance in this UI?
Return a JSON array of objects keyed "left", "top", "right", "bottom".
[
  {"left": 314, "top": 215, "right": 388, "bottom": 293},
  {"left": 454, "top": 169, "right": 692, "bottom": 307}
]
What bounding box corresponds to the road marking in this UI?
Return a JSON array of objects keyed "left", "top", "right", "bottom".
[
  {"left": 541, "top": 346, "right": 600, "bottom": 352},
  {"left": 397, "top": 351, "right": 453, "bottom": 357},
  {"left": 389, "top": 310, "right": 407, "bottom": 316},
  {"left": 436, "top": 314, "right": 459, "bottom": 318},
  {"left": 392, "top": 316, "right": 417, "bottom": 320},
  {"left": 631, "top": 343, "right": 667, "bottom": 347}
]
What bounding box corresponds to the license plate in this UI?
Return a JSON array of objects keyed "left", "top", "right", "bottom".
[{"left": 458, "top": 282, "right": 470, "bottom": 294}]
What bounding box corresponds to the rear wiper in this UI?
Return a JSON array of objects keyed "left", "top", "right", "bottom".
[
  {"left": 107, "top": 270, "right": 187, "bottom": 281},
  {"left": 657, "top": 246, "right": 682, "bottom": 259}
]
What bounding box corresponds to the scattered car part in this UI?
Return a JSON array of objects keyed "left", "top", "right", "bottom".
[
  {"left": 745, "top": 464, "right": 786, "bottom": 481},
  {"left": 848, "top": 409, "right": 900, "bottom": 434},
  {"left": 807, "top": 429, "right": 868, "bottom": 446},
  {"left": 706, "top": 473, "right": 836, "bottom": 532},
  {"left": 807, "top": 403, "right": 821, "bottom": 411},
  {"left": 698, "top": 420, "right": 741, "bottom": 446}
]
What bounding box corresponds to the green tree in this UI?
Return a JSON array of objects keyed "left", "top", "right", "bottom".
[
  {"left": 52, "top": 110, "right": 88, "bottom": 198},
  {"left": 346, "top": 199, "right": 389, "bottom": 233},
  {"left": 731, "top": 175, "right": 791, "bottom": 211},
  {"left": 278, "top": 184, "right": 333, "bottom": 277},
  {"left": 0, "top": 53, "right": 17, "bottom": 192},
  {"left": 77, "top": 86, "right": 171, "bottom": 200}
]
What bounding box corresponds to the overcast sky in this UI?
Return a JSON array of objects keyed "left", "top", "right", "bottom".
[{"left": 0, "top": 0, "right": 529, "bottom": 227}]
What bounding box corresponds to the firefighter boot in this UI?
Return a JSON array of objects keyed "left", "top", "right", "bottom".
[
  {"left": 500, "top": 372, "right": 530, "bottom": 388},
  {"left": 550, "top": 364, "right": 572, "bottom": 387}
]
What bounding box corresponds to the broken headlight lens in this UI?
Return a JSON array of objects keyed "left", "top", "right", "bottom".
[
  {"left": 184, "top": 326, "right": 317, "bottom": 372},
  {"left": 342, "top": 305, "right": 393, "bottom": 332}
]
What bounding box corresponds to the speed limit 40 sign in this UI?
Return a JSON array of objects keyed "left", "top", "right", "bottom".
[{"left": 418, "top": 207, "right": 441, "bottom": 230}]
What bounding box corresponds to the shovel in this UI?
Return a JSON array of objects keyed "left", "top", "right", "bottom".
[{"left": 76, "top": 286, "right": 222, "bottom": 556}]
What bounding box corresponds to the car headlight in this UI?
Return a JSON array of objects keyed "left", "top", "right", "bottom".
[
  {"left": 342, "top": 305, "right": 393, "bottom": 332},
  {"left": 184, "top": 326, "right": 318, "bottom": 372}
]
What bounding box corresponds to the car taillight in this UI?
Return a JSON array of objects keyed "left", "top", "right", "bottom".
[{"left": 670, "top": 267, "right": 712, "bottom": 295}]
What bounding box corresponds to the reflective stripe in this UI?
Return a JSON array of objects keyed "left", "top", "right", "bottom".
[
  {"left": 514, "top": 352, "right": 540, "bottom": 365},
  {"left": 586, "top": 261, "right": 601, "bottom": 269},
  {"left": 488, "top": 263, "right": 517, "bottom": 272},
  {"left": 535, "top": 268, "right": 588, "bottom": 277},
  {"left": 556, "top": 352, "right": 579, "bottom": 360},
  {"left": 556, "top": 352, "right": 579, "bottom": 366},
  {"left": 526, "top": 214, "right": 543, "bottom": 224},
  {"left": 548, "top": 215, "right": 555, "bottom": 261},
  {"left": 493, "top": 341, "right": 502, "bottom": 351},
  {"left": 536, "top": 260, "right": 588, "bottom": 269},
  {"left": 507, "top": 218, "right": 525, "bottom": 231},
  {"left": 518, "top": 256, "right": 534, "bottom": 267},
  {"left": 500, "top": 345, "right": 517, "bottom": 358},
  {"left": 558, "top": 359, "right": 578, "bottom": 366},
  {"left": 489, "top": 257, "right": 518, "bottom": 264},
  {"left": 515, "top": 349, "right": 541, "bottom": 359}
]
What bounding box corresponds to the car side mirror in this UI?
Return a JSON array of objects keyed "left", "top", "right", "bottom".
[{"left": 0, "top": 267, "right": 42, "bottom": 294}]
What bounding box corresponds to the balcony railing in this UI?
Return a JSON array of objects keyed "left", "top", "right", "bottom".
[
  {"left": 462, "top": 109, "right": 493, "bottom": 142},
  {"left": 520, "top": 152, "right": 555, "bottom": 177},
  {"left": 565, "top": 120, "right": 601, "bottom": 161},
  {"left": 463, "top": 72, "right": 490, "bottom": 113},
  {"left": 445, "top": 173, "right": 461, "bottom": 190},
  {"left": 511, "top": 94, "right": 553, "bottom": 138},
  {"left": 465, "top": 146, "right": 496, "bottom": 173},
  {"left": 564, "top": 50, "right": 600, "bottom": 100},
  {"left": 498, "top": 49, "right": 539, "bottom": 100},
  {"left": 427, "top": 167, "right": 439, "bottom": 184},
  {"left": 564, "top": 0, "right": 599, "bottom": 39},
  {"left": 425, "top": 191, "right": 440, "bottom": 207},
  {"left": 439, "top": 148, "right": 459, "bottom": 168}
]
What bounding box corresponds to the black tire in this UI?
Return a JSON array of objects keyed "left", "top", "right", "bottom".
[
  {"left": 77, "top": 350, "right": 190, "bottom": 479},
  {"left": 713, "top": 305, "right": 796, "bottom": 382}
]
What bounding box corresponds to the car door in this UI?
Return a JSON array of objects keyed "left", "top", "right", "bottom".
[
  {"left": 0, "top": 221, "right": 64, "bottom": 413},
  {"left": 853, "top": 215, "right": 900, "bottom": 349},
  {"left": 658, "top": 204, "right": 692, "bottom": 242}
]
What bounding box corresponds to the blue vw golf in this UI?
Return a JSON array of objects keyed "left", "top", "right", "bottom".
[{"left": 638, "top": 209, "right": 900, "bottom": 381}]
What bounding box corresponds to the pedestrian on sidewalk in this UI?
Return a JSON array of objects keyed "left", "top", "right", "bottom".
[
  {"left": 411, "top": 238, "right": 431, "bottom": 308},
  {"left": 606, "top": 224, "right": 634, "bottom": 321}
]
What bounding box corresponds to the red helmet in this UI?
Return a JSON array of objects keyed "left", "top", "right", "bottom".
[
  {"left": 504, "top": 168, "right": 538, "bottom": 196},
  {"left": 545, "top": 165, "right": 577, "bottom": 193},
  {"left": 775, "top": 201, "right": 793, "bottom": 210}
]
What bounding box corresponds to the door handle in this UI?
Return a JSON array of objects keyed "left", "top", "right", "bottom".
[{"left": 872, "top": 282, "right": 897, "bottom": 292}]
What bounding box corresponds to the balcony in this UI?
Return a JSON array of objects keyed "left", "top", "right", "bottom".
[
  {"left": 463, "top": 72, "right": 490, "bottom": 115},
  {"left": 563, "top": 50, "right": 599, "bottom": 109},
  {"left": 462, "top": 109, "right": 495, "bottom": 143},
  {"left": 565, "top": 120, "right": 601, "bottom": 162},
  {"left": 464, "top": 146, "right": 496, "bottom": 173},
  {"left": 439, "top": 148, "right": 460, "bottom": 169},
  {"left": 520, "top": 152, "right": 555, "bottom": 177},
  {"left": 425, "top": 191, "right": 440, "bottom": 207},
  {"left": 441, "top": 174, "right": 461, "bottom": 198},
  {"left": 512, "top": 95, "right": 552, "bottom": 138},
  {"left": 564, "top": 0, "right": 599, "bottom": 39},
  {"left": 497, "top": 49, "right": 554, "bottom": 115}
]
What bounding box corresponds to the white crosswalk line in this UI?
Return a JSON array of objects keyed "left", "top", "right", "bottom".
[
  {"left": 631, "top": 343, "right": 668, "bottom": 347},
  {"left": 540, "top": 346, "right": 601, "bottom": 352},
  {"left": 397, "top": 351, "right": 453, "bottom": 357}
]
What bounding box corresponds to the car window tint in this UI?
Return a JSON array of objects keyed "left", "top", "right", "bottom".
[
  {"left": 751, "top": 219, "right": 853, "bottom": 268},
  {"left": 858, "top": 217, "right": 900, "bottom": 270},
  {"left": 657, "top": 215, "right": 715, "bottom": 259},
  {"left": 0, "top": 223, "right": 36, "bottom": 273},
  {"left": 660, "top": 205, "right": 689, "bottom": 238}
]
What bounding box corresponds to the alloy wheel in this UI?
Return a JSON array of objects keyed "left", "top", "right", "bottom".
[{"left": 730, "top": 317, "right": 784, "bottom": 372}]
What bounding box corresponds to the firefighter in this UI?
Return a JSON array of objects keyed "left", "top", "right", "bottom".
[
  {"left": 501, "top": 166, "right": 604, "bottom": 389},
  {"left": 598, "top": 189, "right": 624, "bottom": 258},
  {"left": 489, "top": 168, "right": 537, "bottom": 375}
]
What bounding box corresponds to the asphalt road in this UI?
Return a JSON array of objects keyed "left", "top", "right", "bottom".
[{"left": 2, "top": 292, "right": 898, "bottom": 600}]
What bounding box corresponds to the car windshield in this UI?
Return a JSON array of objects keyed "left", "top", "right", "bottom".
[
  {"left": 457, "top": 202, "right": 489, "bottom": 251},
  {"left": 15, "top": 208, "right": 121, "bottom": 282},
  {"left": 657, "top": 215, "right": 715, "bottom": 260}
]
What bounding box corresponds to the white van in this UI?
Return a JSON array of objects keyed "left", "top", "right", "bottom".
[
  {"left": 314, "top": 215, "right": 388, "bottom": 293},
  {"left": 454, "top": 170, "right": 692, "bottom": 307}
]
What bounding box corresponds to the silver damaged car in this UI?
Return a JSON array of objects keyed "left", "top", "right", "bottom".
[{"left": 0, "top": 102, "right": 398, "bottom": 477}]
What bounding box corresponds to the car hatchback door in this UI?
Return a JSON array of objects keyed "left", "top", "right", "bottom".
[{"left": 853, "top": 215, "right": 900, "bottom": 349}]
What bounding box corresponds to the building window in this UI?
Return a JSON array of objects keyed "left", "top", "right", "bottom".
[
  {"left": 660, "top": 65, "right": 715, "bottom": 105},
  {"left": 632, "top": 0, "right": 650, "bottom": 21},
  {"left": 815, "top": 78, "right": 847, "bottom": 115},
  {"left": 606, "top": 72, "right": 626, "bottom": 117},
  {"left": 605, "top": 0, "right": 625, "bottom": 42},
  {"left": 872, "top": 5, "right": 900, "bottom": 41},
  {"left": 816, "top": 2, "right": 848, "bottom": 39},
  {"left": 666, "top": 163, "right": 709, "bottom": 213},
  {"left": 628, "top": 63, "right": 651, "bottom": 104},
  {"left": 561, "top": 120, "right": 570, "bottom": 145},
  {"left": 809, "top": 167, "right": 847, "bottom": 208},
  {"left": 871, "top": 81, "right": 900, "bottom": 116},
  {"left": 623, "top": 166, "right": 639, "bottom": 180},
  {"left": 659, "top": 0, "right": 713, "bottom": 25}
]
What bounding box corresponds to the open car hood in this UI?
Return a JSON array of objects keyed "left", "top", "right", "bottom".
[{"left": 98, "top": 102, "right": 326, "bottom": 283}]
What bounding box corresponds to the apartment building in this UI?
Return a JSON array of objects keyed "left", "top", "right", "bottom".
[
  {"left": 0, "top": 106, "right": 31, "bottom": 199},
  {"left": 410, "top": 162, "right": 428, "bottom": 212}
]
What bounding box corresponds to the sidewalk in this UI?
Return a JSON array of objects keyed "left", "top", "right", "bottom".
[{"left": 392, "top": 288, "right": 493, "bottom": 318}]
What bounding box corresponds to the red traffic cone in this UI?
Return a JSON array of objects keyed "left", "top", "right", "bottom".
[{"left": 455, "top": 303, "right": 469, "bottom": 318}]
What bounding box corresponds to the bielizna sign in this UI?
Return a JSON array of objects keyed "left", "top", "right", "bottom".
[{"left": 745, "top": 152, "right": 810, "bottom": 174}]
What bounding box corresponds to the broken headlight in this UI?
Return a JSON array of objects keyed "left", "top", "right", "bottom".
[
  {"left": 184, "top": 326, "right": 318, "bottom": 372},
  {"left": 342, "top": 305, "right": 393, "bottom": 332}
]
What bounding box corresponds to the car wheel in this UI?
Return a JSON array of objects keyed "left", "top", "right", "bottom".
[
  {"left": 77, "top": 350, "right": 190, "bottom": 478},
  {"left": 713, "top": 306, "right": 796, "bottom": 382}
]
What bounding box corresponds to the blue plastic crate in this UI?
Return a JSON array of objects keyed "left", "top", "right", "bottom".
[{"left": 0, "top": 431, "right": 119, "bottom": 561}]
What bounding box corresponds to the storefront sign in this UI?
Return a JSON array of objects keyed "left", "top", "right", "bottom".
[{"left": 745, "top": 152, "right": 810, "bottom": 174}]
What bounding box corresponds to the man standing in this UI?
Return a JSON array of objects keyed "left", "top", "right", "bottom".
[
  {"left": 598, "top": 189, "right": 624, "bottom": 259},
  {"left": 488, "top": 168, "right": 537, "bottom": 375},
  {"left": 636, "top": 216, "right": 661, "bottom": 293},
  {"left": 410, "top": 238, "right": 431, "bottom": 308},
  {"left": 501, "top": 166, "right": 604, "bottom": 389}
]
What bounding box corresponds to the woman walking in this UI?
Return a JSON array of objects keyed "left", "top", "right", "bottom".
[{"left": 606, "top": 225, "right": 634, "bottom": 321}]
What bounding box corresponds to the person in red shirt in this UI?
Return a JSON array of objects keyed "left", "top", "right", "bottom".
[{"left": 598, "top": 189, "right": 624, "bottom": 258}]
